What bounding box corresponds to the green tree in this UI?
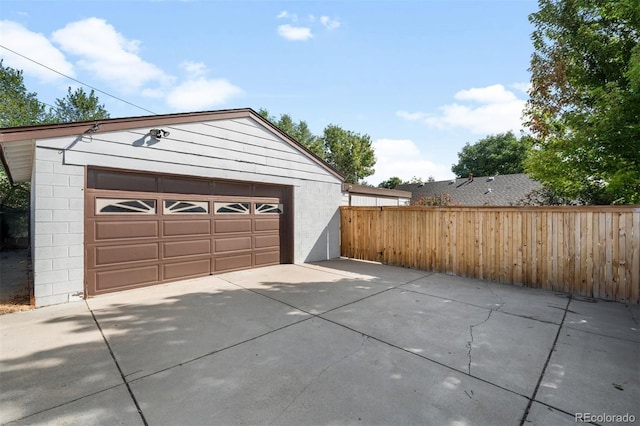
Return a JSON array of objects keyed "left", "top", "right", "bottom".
[
  {"left": 322, "top": 124, "right": 376, "bottom": 184},
  {"left": 406, "top": 176, "right": 425, "bottom": 185},
  {"left": 0, "top": 61, "right": 46, "bottom": 128},
  {"left": 46, "top": 87, "right": 110, "bottom": 123},
  {"left": 452, "top": 131, "right": 532, "bottom": 178},
  {"left": 517, "top": 186, "right": 576, "bottom": 206},
  {"left": 258, "top": 108, "right": 325, "bottom": 159},
  {"left": 0, "top": 62, "right": 39, "bottom": 212},
  {"left": 0, "top": 167, "right": 29, "bottom": 209},
  {"left": 524, "top": 0, "right": 640, "bottom": 204},
  {"left": 258, "top": 108, "right": 377, "bottom": 183},
  {"left": 1, "top": 65, "right": 110, "bottom": 213},
  {"left": 413, "top": 193, "right": 455, "bottom": 206},
  {"left": 378, "top": 176, "right": 403, "bottom": 189}
]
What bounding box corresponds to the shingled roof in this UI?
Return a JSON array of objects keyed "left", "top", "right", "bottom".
[{"left": 397, "top": 173, "right": 542, "bottom": 206}]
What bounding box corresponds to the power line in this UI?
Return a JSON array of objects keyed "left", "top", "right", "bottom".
[{"left": 0, "top": 44, "right": 158, "bottom": 115}]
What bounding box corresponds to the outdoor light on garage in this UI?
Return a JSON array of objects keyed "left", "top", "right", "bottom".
[{"left": 149, "top": 128, "right": 170, "bottom": 139}]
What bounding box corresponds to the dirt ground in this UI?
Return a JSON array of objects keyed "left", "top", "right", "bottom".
[{"left": 0, "top": 249, "right": 34, "bottom": 314}]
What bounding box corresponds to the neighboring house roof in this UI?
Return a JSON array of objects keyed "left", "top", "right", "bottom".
[
  {"left": 0, "top": 108, "right": 344, "bottom": 183},
  {"left": 397, "top": 174, "right": 542, "bottom": 206},
  {"left": 342, "top": 183, "right": 412, "bottom": 200}
]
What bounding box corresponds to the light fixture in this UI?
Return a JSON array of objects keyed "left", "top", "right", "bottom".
[
  {"left": 150, "top": 128, "right": 170, "bottom": 139},
  {"left": 86, "top": 123, "right": 101, "bottom": 133}
]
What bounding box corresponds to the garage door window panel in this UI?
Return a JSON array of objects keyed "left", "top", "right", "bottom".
[
  {"left": 163, "top": 200, "right": 209, "bottom": 214},
  {"left": 214, "top": 202, "right": 250, "bottom": 214},
  {"left": 97, "top": 198, "right": 157, "bottom": 214},
  {"left": 255, "top": 203, "right": 283, "bottom": 214}
]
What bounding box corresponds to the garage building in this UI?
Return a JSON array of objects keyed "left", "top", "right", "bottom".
[{"left": 0, "top": 108, "right": 344, "bottom": 306}]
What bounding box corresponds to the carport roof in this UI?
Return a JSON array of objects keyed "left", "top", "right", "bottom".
[{"left": 0, "top": 108, "right": 344, "bottom": 183}]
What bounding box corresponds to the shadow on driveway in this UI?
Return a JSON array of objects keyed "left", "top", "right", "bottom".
[{"left": 1, "top": 260, "right": 638, "bottom": 425}]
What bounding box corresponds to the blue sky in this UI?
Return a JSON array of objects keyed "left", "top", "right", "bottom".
[{"left": 0, "top": 0, "right": 538, "bottom": 185}]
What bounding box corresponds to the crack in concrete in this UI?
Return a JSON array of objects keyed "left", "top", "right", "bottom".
[
  {"left": 467, "top": 309, "right": 494, "bottom": 375},
  {"left": 466, "top": 284, "right": 504, "bottom": 376},
  {"left": 626, "top": 304, "right": 639, "bottom": 327},
  {"left": 487, "top": 284, "right": 506, "bottom": 311},
  {"left": 269, "top": 335, "right": 369, "bottom": 425}
]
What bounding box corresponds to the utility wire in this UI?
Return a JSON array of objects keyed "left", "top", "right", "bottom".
[{"left": 0, "top": 44, "right": 158, "bottom": 115}]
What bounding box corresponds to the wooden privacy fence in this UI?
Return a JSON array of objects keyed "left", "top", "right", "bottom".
[{"left": 340, "top": 206, "right": 640, "bottom": 303}]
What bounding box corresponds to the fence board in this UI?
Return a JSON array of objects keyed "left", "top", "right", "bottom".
[
  {"left": 632, "top": 212, "right": 640, "bottom": 302},
  {"left": 340, "top": 206, "right": 640, "bottom": 303}
]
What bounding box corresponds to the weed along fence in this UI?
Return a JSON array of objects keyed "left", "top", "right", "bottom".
[{"left": 340, "top": 206, "right": 640, "bottom": 304}]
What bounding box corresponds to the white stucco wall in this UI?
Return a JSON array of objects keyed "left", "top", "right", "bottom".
[{"left": 30, "top": 116, "right": 342, "bottom": 306}]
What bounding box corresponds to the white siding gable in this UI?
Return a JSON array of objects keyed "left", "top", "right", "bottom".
[{"left": 36, "top": 117, "right": 340, "bottom": 186}]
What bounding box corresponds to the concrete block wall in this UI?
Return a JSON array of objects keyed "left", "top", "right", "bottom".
[
  {"left": 294, "top": 180, "right": 342, "bottom": 263},
  {"left": 33, "top": 147, "right": 84, "bottom": 306}
]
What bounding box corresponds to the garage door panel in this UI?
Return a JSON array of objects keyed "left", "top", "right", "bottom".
[
  {"left": 255, "top": 234, "right": 279, "bottom": 249},
  {"left": 215, "top": 219, "right": 252, "bottom": 234},
  {"left": 163, "top": 239, "right": 211, "bottom": 258},
  {"left": 254, "top": 218, "right": 279, "bottom": 232},
  {"left": 94, "top": 221, "right": 158, "bottom": 241},
  {"left": 215, "top": 254, "right": 252, "bottom": 272},
  {"left": 93, "top": 243, "right": 159, "bottom": 266},
  {"left": 95, "top": 265, "right": 159, "bottom": 292},
  {"left": 255, "top": 251, "right": 280, "bottom": 266},
  {"left": 215, "top": 236, "right": 252, "bottom": 254},
  {"left": 164, "top": 259, "right": 210, "bottom": 280},
  {"left": 163, "top": 220, "right": 210, "bottom": 237}
]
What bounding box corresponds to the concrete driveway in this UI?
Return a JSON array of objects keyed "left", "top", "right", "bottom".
[{"left": 1, "top": 259, "right": 638, "bottom": 425}]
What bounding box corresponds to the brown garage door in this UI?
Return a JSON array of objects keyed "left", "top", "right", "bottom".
[{"left": 85, "top": 190, "right": 286, "bottom": 296}]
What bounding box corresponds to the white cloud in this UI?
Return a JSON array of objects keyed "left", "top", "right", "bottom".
[
  {"left": 141, "top": 88, "right": 165, "bottom": 99},
  {"left": 454, "top": 84, "right": 517, "bottom": 104},
  {"left": 166, "top": 78, "right": 242, "bottom": 111},
  {"left": 368, "top": 138, "right": 453, "bottom": 185},
  {"left": 397, "top": 84, "right": 526, "bottom": 134},
  {"left": 276, "top": 11, "right": 339, "bottom": 40},
  {"left": 511, "top": 82, "right": 531, "bottom": 94},
  {"left": 277, "top": 11, "right": 297, "bottom": 21},
  {"left": 180, "top": 61, "right": 207, "bottom": 78},
  {"left": 396, "top": 110, "right": 428, "bottom": 121},
  {"left": 51, "top": 18, "right": 173, "bottom": 92},
  {"left": 1, "top": 18, "right": 243, "bottom": 113},
  {"left": 0, "top": 20, "right": 74, "bottom": 82},
  {"left": 320, "top": 16, "right": 340, "bottom": 30},
  {"left": 166, "top": 62, "right": 243, "bottom": 110},
  {"left": 277, "top": 24, "right": 313, "bottom": 41}
]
